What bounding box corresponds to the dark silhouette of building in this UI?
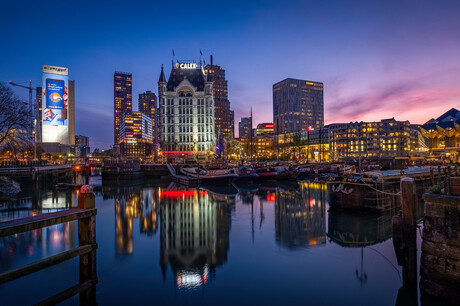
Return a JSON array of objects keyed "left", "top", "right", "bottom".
[
  {"left": 230, "top": 110, "right": 234, "bottom": 138},
  {"left": 114, "top": 72, "right": 132, "bottom": 145},
  {"left": 273, "top": 78, "right": 324, "bottom": 134},
  {"left": 205, "top": 55, "right": 231, "bottom": 139},
  {"left": 239, "top": 117, "right": 251, "bottom": 139}
]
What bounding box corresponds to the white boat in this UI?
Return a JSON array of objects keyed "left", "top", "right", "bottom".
[{"left": 180, "top": 166, "right": 238, "bottom": 183}]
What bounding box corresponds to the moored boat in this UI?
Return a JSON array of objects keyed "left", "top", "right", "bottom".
[
  {"left": 234, "top": 166, "right": 259, "bottom": 181},
  {"left": 255, "top": 167, "right": 278, "bottom": 181},
  {"left": 180, "top": 166, "right": 238, "bottom": 184}
]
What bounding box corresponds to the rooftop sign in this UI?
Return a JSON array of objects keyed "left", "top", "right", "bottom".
[{"left": 176, "top": 62, "right": 198, "bottom": 69}]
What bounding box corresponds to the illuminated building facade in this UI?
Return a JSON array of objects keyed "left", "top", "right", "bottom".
[
  {"left": 273, "top": 78, "right": 324, "bottom": 134},
  {"left": 420, "top": 108, "right": 460, "bottom": 162},
  {"left": 204, "top": 55, "right": 231, "bottom": 139},
  {"left": 241, "top": 136, "right": 274, "bottom": 160},
  {"left": 158, "top": 62, "right": 216, "bottom": 162},
  {"left": 114, "top": 71, "right": 132, "bottom": 145},
  {"left": 138, "top": 91, "right": 157, "bottom": 142},
  {"left": 328, "top": 118, "right": 421, "bottom": 162},
  {"left": 275, "top": 128, "right": 330, "bottom": 162},
  {"left": 256, "top": 123, "right": 275, "bottom": 136},
  {"left": 119, "top": 112, "right": 153, "bottom": 157}
]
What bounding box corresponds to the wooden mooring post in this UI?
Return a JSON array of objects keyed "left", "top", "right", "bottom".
[
  {"left": 392, "top": 177, "right": 417, "bottom": 287},
  {"left": 0, "top": 185, "right": 97, "bottom": 305}
]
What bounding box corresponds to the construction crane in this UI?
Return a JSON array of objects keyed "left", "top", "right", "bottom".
[
  {"left": 9, "top": 80, "right": 36, "bottom": 126},
  {"left": 9, "top": 80, "right": 38, "bottom": 159}
]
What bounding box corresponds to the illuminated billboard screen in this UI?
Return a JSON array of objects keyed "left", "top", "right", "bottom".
[{"left": 42, "top": 65, "right": 69, "bottom": 144}]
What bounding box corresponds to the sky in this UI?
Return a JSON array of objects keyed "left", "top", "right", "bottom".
[{"left": 1, "top": 0, "right": 459, "bottom": 149}]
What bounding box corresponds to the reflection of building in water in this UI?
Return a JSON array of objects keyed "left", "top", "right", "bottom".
[
  {"left": 275, "top": 182, "right": 326, "bottom": 249},
  {"left": 327, "top": 208, "right": 393, "bottom": 247},
  {"left": 159, "top": 188, "right": 231, "bottom": 289},
  {"left": 115, "top": 187, "right": 159, "bottom": 254}
]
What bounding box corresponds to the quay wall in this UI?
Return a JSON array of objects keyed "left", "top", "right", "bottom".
[{"left": 420, "top": 193, "right": 460, "bottom": 304}]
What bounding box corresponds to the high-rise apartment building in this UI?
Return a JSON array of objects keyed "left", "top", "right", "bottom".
[
  {"left": 238, "top": 117, "right": 251, "bottom": 139},
  {"left": 138, "top": 91, "right": 157, "bottom": 121},
  {"left": 273, "top": 78, "right": 324, "bottom": 134},
  {"left": 114, "top": 71, "right": 132, "bottom": 145},
  {"left": 205, "top": 55, "right": 231, "bottom": 139},
  {"left": 158, "top": 62, "right": 216, "bottom": 162},
  {"left": 120, "top": 112, "right": 153, "bottom": 157},
  {"left": 75, "top": 135, "right": 90, "bottom": 157},
  {"left": 138, "top": 91, "right": 157, "bottom": 144}
]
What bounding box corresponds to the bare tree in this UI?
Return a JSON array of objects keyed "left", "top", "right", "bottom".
[{"left": 0, "top": 82, "right": 30, "bottom": 146}]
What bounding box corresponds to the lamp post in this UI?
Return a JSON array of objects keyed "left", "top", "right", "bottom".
[{"left": 307, "top": 126, "right": 314, "bottom": 164}]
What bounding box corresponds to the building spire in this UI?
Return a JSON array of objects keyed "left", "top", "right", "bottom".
[{"left": 159, "top": 64, "right": 166, "bottom": 83}]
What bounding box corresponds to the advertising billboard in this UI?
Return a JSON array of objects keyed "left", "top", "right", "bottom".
[{"left": 42, "top": 65, "right": 69, "bottom": 144}]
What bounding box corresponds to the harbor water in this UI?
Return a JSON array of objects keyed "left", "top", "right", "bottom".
[{"left": 0, "top": 175, "right": 424, "bottom": 305}]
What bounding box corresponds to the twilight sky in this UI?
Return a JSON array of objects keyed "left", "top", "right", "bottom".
[{"left": 1, "top": 0, "right": 459, "bottom": 149}]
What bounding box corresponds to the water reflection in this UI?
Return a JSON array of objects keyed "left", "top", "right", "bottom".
[
  {"left": 327, "top": 209, "right": 393, "bottom": 247},
  {"left": 159, "top": 186, "right": 233, "bottom": 289},
  {"left": 274, "top": 182, "right": 327, "bottom": 249},
  {"left": 113, "top": 185, "right": 159, "bottom": 254}
]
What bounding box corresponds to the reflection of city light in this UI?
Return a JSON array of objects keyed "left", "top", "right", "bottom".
[
  {"left": 309, "top": 198, "right": 315, "bottom": 207},
  {"left": 267, "top": 193, "right": 275, "bottom": 202},
  {"left": 50, "top": 230, "right": 62, "bottom": 244},
  {"left": 28, "top": 245, "right": 34, "bottom": 256},
  {"left": 199, "top": 191, "right": 208, "bottom": 196},
  {"left": 161, "top": 190, "right": 197, "bottom": 198}
]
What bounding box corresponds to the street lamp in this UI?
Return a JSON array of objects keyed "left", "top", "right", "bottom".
[{"left": 307, "top": 126, "right": 314, "bottom": 164}]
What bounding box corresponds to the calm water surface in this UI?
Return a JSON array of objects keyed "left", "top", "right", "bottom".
[{"left": 0, "top": 176, "right": 418, "bottom": 305}]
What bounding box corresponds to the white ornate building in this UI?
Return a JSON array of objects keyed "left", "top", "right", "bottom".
[{"left": 158, "top": 62, "right": 216, "bottom": 162}]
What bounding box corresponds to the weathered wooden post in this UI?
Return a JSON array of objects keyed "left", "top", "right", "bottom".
[
  {"left": 77, "top": 185, "right": 97, "bottom": 305},
  {"left": 392, "top": 177, "right": 417, "bottom": 289}
]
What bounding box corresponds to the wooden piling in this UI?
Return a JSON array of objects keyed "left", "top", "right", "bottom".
[
  {"left": 400, "top": 178, "right": 417, "bottom": 286},
  {"left": 77, "top": 186, "right": 97, "bottom": 305}
]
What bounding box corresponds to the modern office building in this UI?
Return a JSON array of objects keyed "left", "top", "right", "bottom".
[
  {"left": 256, "top": 123, "right": 275, "bottom": 136},
  {"left": 158, "top": 62, "right": 216, "bottom": 162},
  {"left": 119, "top": 112, "right": 153, "bottom": 157},
  {"left": 205, "top": 55, "right": 231, "bottom": 139},
  {"left": 114, "top": 71, "right": 133, "bottom": 145},
  {"left": 273, "top": 78, "right": 324, "bottom": 134},
  {"left": 238, "top": 117, "right": 251, "bottom": 139},
  {"left": 75, "top": 135, "right": 90, "bottom": 158}
]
